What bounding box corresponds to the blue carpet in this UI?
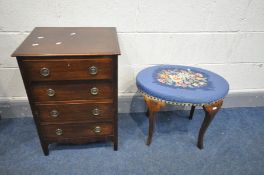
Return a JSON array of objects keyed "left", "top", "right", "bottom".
[{"left": 0, "top": 107, "right": 264, "bottom": 175}]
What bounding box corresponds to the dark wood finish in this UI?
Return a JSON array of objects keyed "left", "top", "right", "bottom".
[
  {"left": 144, "top": 96, "right": 165, "bottom": 145},
  {"left": 31, "top": 81, "right": 113, "bottom": 102},
  {"left": 112, "top": 57, "right": 118, "bottom": 150},
  {"left": 12, "top": 27, "right": 120, "bottom": 155},
  {"left": 189, "top": 105, "right": 196, "bottom": 120},
  {"left": 11, "top": 27, "right": 120, "bottom": 57},
  {"left": 17, "top": 58, "right": 50, "bottom": 155},
  {"left": 40, "top": 123, "right": 113, "bottom": 139},
  {"left": 35, "top": 101, "right": 114, "bottom": 123},
  {"left": 21, "top": 57, "right": 113, "bottom": 81},
  {"left": 43, "top": 136, "right": 114, "bottom": 143},
  {"left": 143, "top": 95, "right": 224, "bottom": 149},
  {"left": 198, "top": 100, "right": 223, "bottom": 149}
]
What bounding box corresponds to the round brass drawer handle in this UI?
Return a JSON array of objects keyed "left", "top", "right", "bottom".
[
  {"left": 55, "top": 128, "right": 63, "bottom": 136},
  {"left": 93, "top": 126, "right": 101, "bottom": 134},
  {"left": 92, "top": 108, "right": 100, "bottom": 116},
  {"left": 47, "top": 89, "right": 55, "bottom": 97},
  {"left": 90, "top": 87, "right": 99, "bottom": 95},
  {"left": 89, "top": 66, "right": 98, "bottom": 75},
  {"left": 50, "top": 109, "right": 59, "bottom": 118},
  {"left": 40, "top": 67, "right": 50, "bottom": 77}
]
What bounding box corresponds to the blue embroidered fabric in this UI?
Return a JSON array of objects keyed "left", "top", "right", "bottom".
[{"left": 136, "top": 65, "right": 229, "bottom": 105}]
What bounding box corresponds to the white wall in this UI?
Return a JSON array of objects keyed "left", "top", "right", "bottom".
[{"left": 0, "top": 0, "right": 264, "bottom": 100}]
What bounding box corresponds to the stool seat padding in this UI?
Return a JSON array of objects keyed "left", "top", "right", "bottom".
[{"left": 136, "top": 65, "right": 229, "bottom": 105}]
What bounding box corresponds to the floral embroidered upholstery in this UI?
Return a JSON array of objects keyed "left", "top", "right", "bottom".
[
  {"left": 136, "top": 65, "right": 229, "bottom": 106},
  {"left": 156, "top": 69, "right": 208, "bottom": 89}
]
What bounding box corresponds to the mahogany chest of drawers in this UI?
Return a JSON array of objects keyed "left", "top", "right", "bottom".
[{"left": 12, "top": 27, "right": 120, "bottom": 155}]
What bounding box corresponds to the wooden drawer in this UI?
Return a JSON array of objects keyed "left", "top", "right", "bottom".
[
  {"left": 21, "top": 57, "right": 113, "bottom": 81},
  {"left": 35, "top": 101, "right": 114, "bottom": 123},
  {"left": 31, "top": 81, "right": 112, "bottom": 102},
  {"left": 40, "top": 123, "right": 113, "bottom": 139}
]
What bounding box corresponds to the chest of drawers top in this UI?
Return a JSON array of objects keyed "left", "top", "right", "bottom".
[{"left": 12, "top": 27, "right": 120, "bottom": 57}]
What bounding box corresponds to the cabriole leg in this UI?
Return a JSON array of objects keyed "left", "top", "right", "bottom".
[
  {"left": 197, "top": 100, "right": 223, "bottom": 149},
  {"left": 144, "top": 96, "right": 165, "bottom": 145}
]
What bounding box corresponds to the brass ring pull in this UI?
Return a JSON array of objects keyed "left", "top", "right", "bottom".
[
  {"left": 47, "top": 89, "right": 56, "bottom": 97},
  {"left": 50, "top": 109, "right": 59, "bottom": 118},
  {"left": 93, "top": 126, "right": 101, "bottom": 134},
  {"left": 92, "top": 108, "right": 100, "bottom": 116},
  {"left": 89, "top": 66, "right": 98, "bottom": 75},
  {"left": 90, "top": 87, "right": 98, "bottom": 95},
  {"left": 55, "top": 128, "right": 63, "bottom": 136},
  {"left": 40, "top": 67, "right": 50, "bottom": 77}
]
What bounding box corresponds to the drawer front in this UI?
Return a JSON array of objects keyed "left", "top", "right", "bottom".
[
  {"left": 21, "top": 58, "right": 113, "bottom": 81},
  {"left": 40, "top": 123, "right": 113, "bottom": 139},
  {"left": 36, "top": 102, "right": 114, "bottom": 123},
  {"left": 31, "top": 81, "right": 112, "bottom": 102}
]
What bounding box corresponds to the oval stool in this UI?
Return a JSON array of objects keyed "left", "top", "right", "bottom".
[{"left": 136, "top": 65, "right": 229, "bottom": 149}]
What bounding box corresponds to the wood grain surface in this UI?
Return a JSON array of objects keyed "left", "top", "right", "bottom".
[{"left": 12, "top": 27, "right": 120, "bottom": 57}]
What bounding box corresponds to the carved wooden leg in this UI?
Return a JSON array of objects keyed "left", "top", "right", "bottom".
[
  {"left": 197, "top": 100, "right": 223, "bottom": 149},
  {"left": 147, "top": 110, "right": 156, "bottom": 145},
  {"left": 144, "top": 96, "right": 165, "bottom": 145},
  {"left": 189, "top": 105, "right": 196, "bottom": 120},
  {"left": 41, "top": 141, "right": 49, "bottom": 156}
]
